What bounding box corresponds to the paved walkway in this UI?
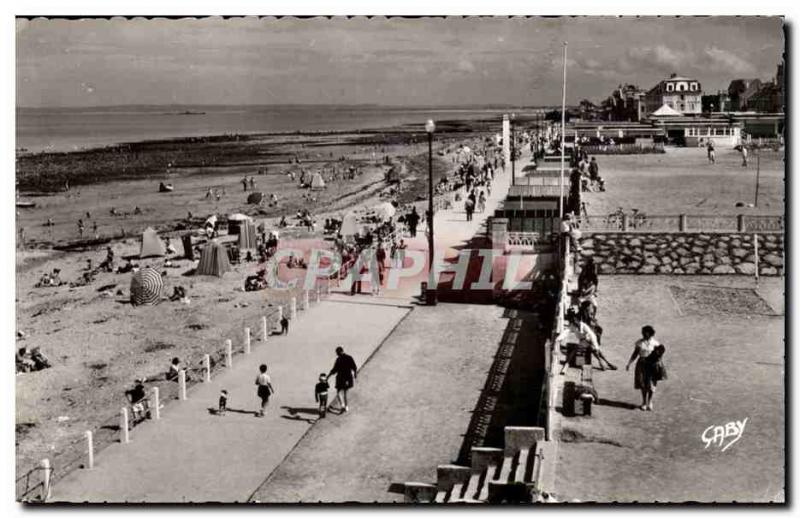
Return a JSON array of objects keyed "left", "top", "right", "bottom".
[
  {"left": 250, "top": 303, "right": 509, "bottom": 503},
  {"left": 50, "top": 300, "right": 410, "bottom": 503},
  {"left": 331, "top": 147, "right": 530, "bottom": 302},
  {"left": 553, "top": 276, "right": 784, "bottom": 503}
]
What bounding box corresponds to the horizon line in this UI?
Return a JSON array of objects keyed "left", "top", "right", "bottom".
[{"left": 16, "top": 102, "right": 568, "bottom": 110}]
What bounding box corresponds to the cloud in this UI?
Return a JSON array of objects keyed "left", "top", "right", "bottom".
[
  {"left": 702, "top": 46, "right": 756, "bottom": 75},
  {"left": 456, "top": 59, "right": 476, "bottom": 73}
]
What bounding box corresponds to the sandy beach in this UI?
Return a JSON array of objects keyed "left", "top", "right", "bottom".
[{"left": 14, "top": 116, "right": 506, "bottom": 485}]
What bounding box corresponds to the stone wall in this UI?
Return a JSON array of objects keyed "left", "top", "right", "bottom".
[{"left": 579, "top": 232, "right": 784, "bottom": 276}]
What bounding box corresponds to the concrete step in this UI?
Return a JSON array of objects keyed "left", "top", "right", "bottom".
[
  {"left": 462, "top": 470, "right": 482, "bottom": 501},
  {"left": 514, "top": 447, "right": 530, "bottom": 483},
  {"left": 478, "top": 464, "right": 497, "bottom": 502},
  {"left": 495, "top": 454, "right": 515, "bottom": 484},
  {"left": 470, "top": 446, "right": 504, "bottom": 470},
  {"left": 449, "top": 482, "right": 464, "bottom": 503},
  {"left": 434, "top": 489, "right": 448, "bottom": 503}
]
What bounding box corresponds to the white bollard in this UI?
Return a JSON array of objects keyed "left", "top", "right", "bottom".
[
  {"left": 178, "top": 370, "right": 187, "bottom": 401},
  {"left": 225, "top": 339, "right": 233, "bottom": 368},
  {"left": 40, "top": 459, "right": 51, "bottom": 501},
  {"left": 303, "top": 290, "right": 310, "bottom": 310},
  {"left": 278, "top": 305, "right": 283, "bottom": 322},
  {"left": 291, "top": 297, "right": 297, "bottom": 319},
  {"left": 85, "top": 431, "right": 94, "bottom": 469},
  {"left": 120, "top": 408, "right": 130, "bottom": 444},
  {"left": 203, "top": 354, "right": 211, "bottom": 383},
  {"left": 261, "top": 316, "right": 268, "bottom": 342},
  {"left": 152, "top": 387, "right": 161, "bottom": 420},
  {"left": 244, "top": 327, "right": 251, "bottom": 354},
  {"left": 315, "top": 286, "right": 321, "bottom": 303}
]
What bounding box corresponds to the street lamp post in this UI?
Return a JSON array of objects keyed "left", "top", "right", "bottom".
[
  {"left": 510, "top": 113, "right": 516, "bottom": 186},
  {"left": 425, "top": 119, "right": 437, "bottom": 306}
]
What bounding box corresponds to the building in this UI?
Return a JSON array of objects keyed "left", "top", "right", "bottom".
[
  {"left": 602, "top": 84, "right": 646, "bottom": 122},
  {"left": 642, "top": 73, "right": 703, "bottom": 117},
  {"left": 649, "top": 113, "right": 743, "bottom": 147},
  {"left": 701, "top": 91, "right": 731, "bottom": 113},
  {"left": 727, "top": 79, "right": 763, "bottom": 111},
  {"left": 746, "top": 63, "right": 785, "bottom": 114}
]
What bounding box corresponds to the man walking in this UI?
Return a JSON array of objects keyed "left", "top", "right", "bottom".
[
  {"left": 741, "top": 145, "right": 749, "bottom": 167},
  {"left": 327, "top": 346, "right": 357, "bottom": 413},
  {"left": 407, "top": 207, "right": 420, "bottom": 238}
]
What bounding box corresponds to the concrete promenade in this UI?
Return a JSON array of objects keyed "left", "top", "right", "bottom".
[
  {"left": 49, "top": 146, "right": 530, "bottom": 503},
  {"left": 331, "top": 146, "right": 529, "bottom": 302},
  {"left": 49, "top": 300, "right": 410, "bottom": 503},
  {"left": 250, "top": 303, "right": 509, "bottom": 503}
]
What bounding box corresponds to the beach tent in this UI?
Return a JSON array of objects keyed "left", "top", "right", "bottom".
[
  {"left": 247, "top": 192, "right": 264, "bottom": 204},
  {"left": 372, "top": 202, "right": 397, "bottom": 220},
  {"left": 130, "top": 267, "right": 164, "bottom": 306},
  {"left": 227, "top": 213, "right": 252, "bottom": 235},
  {"left": 650, "top": 104, "right": 682, "bottom": 118},
  {"left": 340, "top": 211, "right": 361, "bottom": 237},
  {"left": 238, "top": 221, "right": 258, "bottom": 250},
  {"left": 195, "top": 241, "right": 231, "bottom": 277},
  {"left": 310, "top": 172, "right": 326, "bottom": 191},
  {"left": 139, "top": 227, "right": 165, "bottom": 258}
]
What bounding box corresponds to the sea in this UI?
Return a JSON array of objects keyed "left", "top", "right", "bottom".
[{"left": 16, "top": 105, "right": 518, "bottom": 154}]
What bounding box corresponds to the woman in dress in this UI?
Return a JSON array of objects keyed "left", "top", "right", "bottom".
[{"left": 625, "top": 325, "right": 660, "bottom": 411}]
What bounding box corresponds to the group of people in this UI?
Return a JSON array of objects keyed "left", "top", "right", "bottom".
[
  {"left": 555, "top": 256, "right": 668, "bottom": 411},
  {"left": 239, "top": 346, "right": 358, "bottom": 420}
]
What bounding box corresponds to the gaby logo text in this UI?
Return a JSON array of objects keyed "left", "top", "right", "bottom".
[{"left": 701, "top": 418, "right": 748, "bottom": 452}]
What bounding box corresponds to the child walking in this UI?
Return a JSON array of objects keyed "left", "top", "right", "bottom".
[
  {"left": 315, "top": 374, "right": 330, "bottom": 418},
  {"left": 218, "top": 389, "right": 228, "bottom": 416}
]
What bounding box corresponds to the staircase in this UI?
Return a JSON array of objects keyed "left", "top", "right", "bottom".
[{"left": 402, "top": 426, "right": 555, "bottom": 504}]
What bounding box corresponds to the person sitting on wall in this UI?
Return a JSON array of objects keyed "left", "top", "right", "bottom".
[{"left": 557, "top": 311, "right": 617, "bottom": 374}]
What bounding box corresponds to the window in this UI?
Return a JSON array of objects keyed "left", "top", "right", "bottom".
[
  {"left": 666, "top": 83, "right": 674, "bottom": 92},
  {"left": 691, "top": 82, "right": 698, "bottom": 91}
]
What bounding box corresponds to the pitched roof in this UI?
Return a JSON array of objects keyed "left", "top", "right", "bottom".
[{"left": 650, "top": 104, "right": 683, "bottom": 117}]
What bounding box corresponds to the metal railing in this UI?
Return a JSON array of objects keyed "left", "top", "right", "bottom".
[
  {"left": 576, "top": 214, "right": 783, "bottom": 233},
  {"left": 577, "top": 143, "right": 665, "bottom": 155}
]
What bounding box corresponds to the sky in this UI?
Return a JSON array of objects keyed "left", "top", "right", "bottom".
[{"left": 16, "top": 16, "right": 784, "bottom": 108}]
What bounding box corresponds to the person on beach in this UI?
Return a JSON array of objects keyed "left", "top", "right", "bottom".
[
  {"left": 557, "top": 311, "right": 617, "bottom": 374},
  {"left": 242, "top": 177, "right": 249, "bottom": 191},
  {"left": 465, "top": 196, "right": 475, "bottom": 222},
  {"left": 626, "top": 325, "right": 662, "bottom": 411},
  {"left": 249, "top": 176, "right": 256, "bottom": 190},
  {"left": 478, "top": 190, "right": 487, "bottom": 213},
  {"left": 741, "top": 145, "right": 749, "bottom": 167},
  {"left": 706, "top": 140, "right": 716, "bottom": 164},
  {"left": 315, "top": 374, "right": 330, "bottom": 418},
  {"left": 280, "top": 314, "right": 289, "bottom": 335},
  {"left": 218, "top": 389, "right": 228, "bottom": 416},
  {"left": 407, "top": 207, "right": 420, "bottom": 238},
  {"left": 77, "top": 219, "right": 85, "bottom": 238},
  {"left": 328, "top": 347, "right": 357, "bottom": 413},
  {"left": 255, "top": 364, "right": 274, "bottom": 417}
]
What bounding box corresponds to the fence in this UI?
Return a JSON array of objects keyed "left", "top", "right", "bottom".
[
  {"left": 577, "top": 143, "right": 665, "bottom": 155},
  {"left": 16, "top": 283, "right": 331, "bottom": 503},
  {"left": 576, "top": 213, "right": 783, "bottom": 234}
]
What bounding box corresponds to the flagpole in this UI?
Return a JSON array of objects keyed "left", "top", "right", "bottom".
[{"left": 559, "top": 42, "right": 568, "bottom": 221}]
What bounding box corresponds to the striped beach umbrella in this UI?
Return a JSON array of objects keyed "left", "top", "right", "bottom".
[{"left": 130, "top": 267, "right": 164, "bottom": 306}]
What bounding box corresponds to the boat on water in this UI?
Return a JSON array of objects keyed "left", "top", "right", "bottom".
[{"left": 16, "top": 201, "right": 36, "bottom": 208}]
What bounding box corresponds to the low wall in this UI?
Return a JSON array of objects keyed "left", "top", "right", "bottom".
[{"left": 580, "top": 232, "right": 784, "bottom": 276}]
